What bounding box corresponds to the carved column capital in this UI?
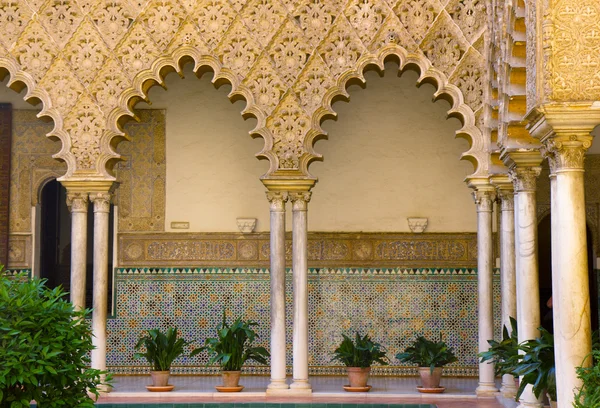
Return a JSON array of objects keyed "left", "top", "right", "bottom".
[
  {"left": 89, "top": 192, "right": 112, "bottom": 213},
  {"left": 266, "top": 191, "right": 289, "bottom": 212},
  {"left": 541, "top": 135, "right": 592, "bottom": 173},
  {"left": 66, "top": 192, "right": 89, "bottom": 213},
  {"left": 472, "top": 189, "right": 496, "bottom": 213},
  {"left": 496, "top": 188, "right": 515, "bottom": 212},
  {"left": 289, "top": 191, "right": 311, "bottom": 211},
  {"left": 508, "top": 166, "right": 541, "bottom": 192}
]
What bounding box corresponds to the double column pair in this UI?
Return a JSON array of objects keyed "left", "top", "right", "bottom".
[
  {"left": 475, "top": 159, "right": 546, "bottom": 405},
  {"left": 473, "top": 160, "right": 543, "bottom": 402},
  {"left": 266, "top": 190, "right": 312, "bottom": 394},
  {"left": 66, "top": 189, "right": 112, "bottom": 378}
]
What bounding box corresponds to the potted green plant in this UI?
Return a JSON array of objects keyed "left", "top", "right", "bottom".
[
  {"left": 331, "top": 332, "right": 389, "bottom": 391},
  {"left": 574, "top": 334, "right": 600, "bottom": 408},
  {"left": 512, "top": 328, "right": 556, "bottom": 406},
  {"left": 193, "top": 312, "right": 269, "bottom": 392},
  {"left": 479, "top": 317, "right": 520, "bottom": 390},
  {"left": 396, "top": 335, "right": 458, "bottom": 392},
  {"left": 134, "top": 327, "right": 192, "bottom": 391},
  {"left": 0, "top": 269, "right": 108, "bottom": 406}
]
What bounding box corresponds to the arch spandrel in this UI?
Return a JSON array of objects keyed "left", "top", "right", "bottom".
[{"left": 0, "top": 0, "right": 492, "bottom": 182}]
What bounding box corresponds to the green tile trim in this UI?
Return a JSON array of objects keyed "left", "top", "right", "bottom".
[{"left": 115, "top": 266, "right": 487, "bottom": 276}]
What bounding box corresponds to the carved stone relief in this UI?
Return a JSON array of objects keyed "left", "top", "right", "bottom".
[
  {"left": 115, "top": 109, "right": 166, "bottom": 232},
  {"left": 8, "top": 110, "right": 66, "bottom": 268},
  {"left": 0, "top": 0, "right": 491, "bottom": 181},
  {"left": 118, "top": 232, "right": 478, "bottom": 267}
]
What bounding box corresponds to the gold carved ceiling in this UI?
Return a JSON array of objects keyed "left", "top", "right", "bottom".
[{"left": 0, "top": 0, "right": 490, "bottom": 183}]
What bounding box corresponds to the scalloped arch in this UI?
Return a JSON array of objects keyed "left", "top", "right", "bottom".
[
  {"left": 0, "top": 57, "right": 73, "bottom": 178},
  {"left": 104, "top": 47, "right": 273, "bottom": 178},
  {"left": 303, "top": 46, "right": 489, "bottom": 180}
]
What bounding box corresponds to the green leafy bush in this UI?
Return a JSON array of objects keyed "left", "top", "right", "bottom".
[
  {"left": 193, "top": 312, "right": 269, "bottom": 371},
  {"left": 331, "top": 332, "right": 389, "bottom": 368},
  {"left": 479, "top": 316, "right": 520, "bottom": 377},
  {"left": 513, "top": 328, "right": 556, "bottom": 401},
  {"left": 574, "top": 346, "right": 600, "bottom": 407},
  {"left": 396, "top": 335, "right": 458, "bottom": 373},
  {"left": 0, "top": 269, "right": 106, "bottom": 407},
  {"left": 134, "top": 328, "right": 192, "bottom": 371}
]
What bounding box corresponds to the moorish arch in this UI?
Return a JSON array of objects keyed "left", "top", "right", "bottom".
[
  {"left": 0, "top": 0, "right": 490, "bottom": 183},
  {"left": 307, "top": 47, "right": 488, "bottom": 179},
  {"left": 107, "top": 26, "right": 491, "bottom": 185}
]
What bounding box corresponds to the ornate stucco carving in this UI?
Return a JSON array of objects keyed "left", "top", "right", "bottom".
[
  {"left": 524, "top": 0, "right": 600, "bottom": 105},
  {"left": 0, "top": 0, "right": 491, "bottom": 183},
  {"left": 9, "top": 110, "right": 66, "bottom": 234},
  {"left": 118, "top": 231, "right": 479, "bottom": 267},
  {"left": 8, "top": 110, "right": 66, "bottom": 268},
  {"left": 115, "top": 109, "right": 166, "bottom": 232}
]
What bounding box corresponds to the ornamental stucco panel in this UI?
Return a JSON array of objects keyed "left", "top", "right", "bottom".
[
  {"left": 115, "top": 109, "right": 166, "bottom": 232},
  {"left": 526, "top": 0, "right": 600, "bottom": 106},
  {"left": 8, "top": 110, "right": 66, "bottom": 268},
  {"left": 0, "top": 0, "right": 491, "bottom": 181}
]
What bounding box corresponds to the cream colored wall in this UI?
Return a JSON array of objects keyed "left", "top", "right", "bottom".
[
  {"left": 135, "top": 63, "right": 477, "bottom": 232},
  {"left": 312, "top": 68, "right": 474, "bottom": 232}
]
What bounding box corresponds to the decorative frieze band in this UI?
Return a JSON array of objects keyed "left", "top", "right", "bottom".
[{"left": 118, "top": 232, "right": 478, "bottom": 268}]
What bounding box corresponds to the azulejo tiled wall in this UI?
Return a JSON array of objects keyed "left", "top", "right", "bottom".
[{"left": 107, "top": 267, "right": 500, "bottom": 376}]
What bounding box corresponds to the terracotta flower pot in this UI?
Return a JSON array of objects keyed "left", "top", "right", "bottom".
[
  {"left": 418, "top": 367, "right": 443, "bottom": 388},
  {"left": 150, "top": 370, "right": 170, "bottom": 386},
  {"left": 222, "top": 370, "right": 241, "bottom": 387},
  {"left": 347, "top": 367, "right": 371, "bottom": 388}
]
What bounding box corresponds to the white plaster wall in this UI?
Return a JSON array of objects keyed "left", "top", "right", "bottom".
[
  {"left": 136, "top": 65, "right": 269, "bottom": 233},
  {"left": 311, "top": 68, "right": 475, "bottom": 232},
  {"left": 131, "top": 64, "right": 477, "bottom": 232}
]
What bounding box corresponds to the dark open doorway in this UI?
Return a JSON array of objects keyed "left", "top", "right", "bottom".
[
  {"left": 39, "top": 179, "right": 114, "bottom": 310},
  {"left": 538, "top": 214, "right": 598, "bottom": 333}
]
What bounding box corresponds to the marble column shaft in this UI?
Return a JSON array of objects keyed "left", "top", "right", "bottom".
[
  {"left": 66, "top": 192, "right": 88, "bottom": 311},
  {"left": 511, "top": 166, "right": 542, "bottom": 408},
  {"left": 473, "top": 188, "right": 498, "bottom": 396},
  {"left": 90, "top": 192, "right": 111, "bottom": 374},
  {"left": 498, "top": 188, "right": 518, "bottom": 397},
  {"left": 267, "top": 192, "right": 289, "bottom": 391},
  {"left": 545, "top": 140, "right": 592, "bottom": 408},
  {"left": 290, "top": 192, "right": 311, "bottom": 391}
]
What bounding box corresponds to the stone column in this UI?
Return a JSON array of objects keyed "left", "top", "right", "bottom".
[
  {"left": 473, "top": 187, "right": 498, "bottom": 396},
  {"left": 543, "top": 137, "right": 593, "bottom": 408},
  {"left": 66, "top": 192, "right": 88, "bottom": 311},
  {"left": 497, "top": 186, "right": 518, "bottom": 398},
  {"left": 89, "top": 191, "right": 111, "bottom": 377},
  {"left": 266, "top": 191, "right": 289, "bottom": 392},
  {"left": 509, "top": 164, "right": 543, "bottom": 408},
  {"left": 289, "top": 191, "right": 311, "bottom": 392}
]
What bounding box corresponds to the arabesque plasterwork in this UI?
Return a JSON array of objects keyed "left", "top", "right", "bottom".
[
  {"left": 0, "top": 0, "right": 491, "bottom": 184},
  {"left": 118, "top": 232, "right": 479, "bottom": 268},
  {"left": 7, "top": 110, "right": 66, "bottom": 269},
  {"left": 115, "top": 109, "right": 166, "bottom": 232}
]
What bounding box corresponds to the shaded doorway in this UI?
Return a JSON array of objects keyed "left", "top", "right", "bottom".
[
  {"left": 538, "top": 214, "right": 598, "bottom": 333},
  {"left": 39, "top": 179, "right": 115, "bottom": 310}
]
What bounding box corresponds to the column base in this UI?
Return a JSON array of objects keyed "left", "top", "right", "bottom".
[
  {"left": 501, "top": 384, "right": 518, "bottom": 399},
  {"left": 267, "top": 379, "right": 289, "bottom": 392},
  {"left": 476, "top": 382, "right": 499, "bottom": 397},
  {"left": 517, "top": 402, "right": 543, "bottom": 408},
  {"left": 289, "top": 379, "right": 312, "bottom": 394}
]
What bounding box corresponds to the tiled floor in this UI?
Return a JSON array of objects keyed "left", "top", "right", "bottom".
[{"left": 96, "top": 376, "right": 508, "bottom": 407}]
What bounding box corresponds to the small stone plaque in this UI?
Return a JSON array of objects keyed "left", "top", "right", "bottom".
[{"left": 170, "top": 221, "right": 190, "bottom": 229}]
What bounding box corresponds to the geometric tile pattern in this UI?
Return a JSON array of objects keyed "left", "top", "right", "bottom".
[{"left": 107, "top": 267, "right": 500, "bottom": 376}]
